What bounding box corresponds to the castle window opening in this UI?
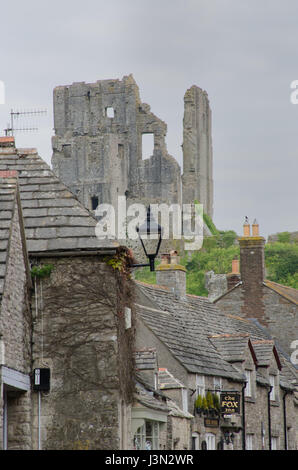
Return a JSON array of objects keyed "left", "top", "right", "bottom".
[
  {"left": 91, "top": 196, "right": 99, "bottom": 210},
  {"left": 106, "top": 107, "right": 115, "bottom": 118}
]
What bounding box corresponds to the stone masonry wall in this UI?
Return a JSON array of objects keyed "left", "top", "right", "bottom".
[
  {"left": 31, "top": 255, "right": 135, "bottom": 450},
  {"left": 0, "top": 195, "right": 32, "bottom": 450}
]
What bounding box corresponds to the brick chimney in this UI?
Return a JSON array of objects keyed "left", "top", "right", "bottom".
[
  {"left": 238, "top": 218, "right": 266, "bottom": 321},
  {"left": 156, "top": 250, "right": 186, "bottom": 300},
  {"left": 226, "top": 256, "right": 241, "bottom": 290}
]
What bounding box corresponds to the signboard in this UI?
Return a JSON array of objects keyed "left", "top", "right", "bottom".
[
  {"left": 220, "top": 392, "right": 240, "bottom": 414},
  {"left": 204, "top": 418, "right": 219, "bottom": 428}
]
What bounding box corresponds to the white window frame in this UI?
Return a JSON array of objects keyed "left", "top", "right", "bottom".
[
  {"left": 192, "top": 432, "right": 200, "bottom": 450},
  {"left": 206, "top": 433, "right": 216, "bottom": 450},
  {"left": 244, "top": 370, "right": 252, "bottom": 397},
  {"left": 182, "top": 388, "right": 188, "bottom": 413},
  {"left": 196, "top": 374, "right": 205, "bottom": 397},
  {"left": 246, "top": 434, "right": 253, "bottom": 450},
  {"left": 269, "top": 374, "right": 277, "bottom": 401},
  {"left": 213, "top": 376, "right": 222, "bottom": 396},
  {"left": 271, "top": 436, "right": 278, "bottom": 450},
  {"left": 133, "top": 421, "right": 159, "bottom": 450}
]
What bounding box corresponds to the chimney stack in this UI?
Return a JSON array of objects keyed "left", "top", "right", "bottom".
[
  {"left": 156, "top": 250, "right": 186, "bottom": 300},
  {"left": 226, "top": 256, "right": 241, "bottom": 290}
]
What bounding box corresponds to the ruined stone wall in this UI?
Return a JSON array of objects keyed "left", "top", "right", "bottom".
[
  {"left": 52, "top": 75, "right": 181, "bottom": 213},
  {"left": 182, "top": 86, "right": 213, "bottom": 217},
  {"left": 31, "top": 255, "right": 135, "bottom": 450}
]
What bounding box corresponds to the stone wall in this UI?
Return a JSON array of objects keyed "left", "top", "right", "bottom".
[
  {"left": 182, "top": 86, "right": 213, "bottom": 217},
  {"left": 52, "top": 75, "right": 181, "bottom": 212},
  {"left": 30, "top": 255, "right": 135, "bottom": 450},
  {"left": 0, "top": 194, "right": 32, "bottom": 450}
]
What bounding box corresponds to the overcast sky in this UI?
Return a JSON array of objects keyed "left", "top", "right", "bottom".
[{"left": 0, "top": 0, "right": 297, "bottom": 238}]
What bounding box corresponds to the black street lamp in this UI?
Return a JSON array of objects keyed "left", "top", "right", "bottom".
[{"left": 132, "top": 207, "right": 163, "bottom": 272}]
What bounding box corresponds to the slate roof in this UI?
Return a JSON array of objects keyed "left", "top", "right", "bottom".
[
  {"left": 0, "top": 175, "right": 18, "bottom": 298},
  {"left": 135, "top": 283, "right": 245, "bottom": 381},
  {"left": 208, "top": 334, "right": 256, "bottom": 364},
  {"left": 264, "top": 280, "right": 298, "bottom": 305},
  {"left": 135, "top": 349, "right": 157, "bottom": 371},
  {"left": 158, "top": 368, "right": 185, "bottom": 390},
  {"left": 251, "top": 340, "right": 281, "bottom": 369},
  {"left": 135, "top": 373, "right": 168, "bottom": 413},
  {"left": 0, "top": 146, "right": 118, "bottom": 254},
  {"left": 135, "top": 281, "right": 298, "bottom": 389}
]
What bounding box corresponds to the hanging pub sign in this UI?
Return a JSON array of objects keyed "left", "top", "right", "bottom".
[{"left": 220, "top": 392, "right": 240, "bottom": 414}]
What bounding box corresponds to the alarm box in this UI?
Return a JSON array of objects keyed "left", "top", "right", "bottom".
[{"left": 33, "top": 368, "right": 50, "bottom": 392}]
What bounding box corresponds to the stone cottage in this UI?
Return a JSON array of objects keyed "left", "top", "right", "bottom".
[
  {"left": 209, "top": 220, "right": 298, "bottom": 358},
  {"left": 133, "top": 252, "right": 298, "bottom": 450},
  {"left": 0, "top": 136, "right": 137, "bottom": 450}
]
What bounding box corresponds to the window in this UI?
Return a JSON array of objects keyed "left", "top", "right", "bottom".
[
  {"left": 213, "top": 377, "right": 222, "bottom": 396},
  {"left": 206, "top": 433, "right": 216, "bottom": 450},
  {"left": 192, "top": 433, "right": 199, "bottom": 450},
  {"left": 106, "top": 107, "right": 115, "bottom": 118},
  {"left": 269, "top": 375, "right": 277, "bottom": 401},
  {"left": 91, "top": 196, "right": 99, "bottom": 211},
  {"left": 118, "top": 144, "right": 124, "bottom": 158},
  {"left": 133, "top": 421, "right": 159, "bottom": 450},
  {"left": 142, "top": 133, "right": 154, "bottom": 160},
  {"left": 244, "top": 370, "right": 252, "bottom": 397},
  {"left": 182, "top": 388, "right": 188, "bottom": 413},
  {"left": 196, "top": 375, "right": 205, "bottom": 397},
  {"left": 246, "top": 434, "right": 253, "bottom": 450}
]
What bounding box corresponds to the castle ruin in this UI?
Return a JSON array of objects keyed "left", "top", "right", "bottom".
[{"left": 51, "top": 75, "right": 214, "bottom": 249}]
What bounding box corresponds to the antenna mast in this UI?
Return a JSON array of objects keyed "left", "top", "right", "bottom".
[{"left": 4, "top": 108, "right": 47, "bottom": 136}]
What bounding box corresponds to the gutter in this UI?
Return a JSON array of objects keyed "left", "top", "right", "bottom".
[
  {"left": 283, "top": 390, "right": 289, "bottom": 450},
  {"left": 242, "top": 382, "right": 246, "bottom": 450}
]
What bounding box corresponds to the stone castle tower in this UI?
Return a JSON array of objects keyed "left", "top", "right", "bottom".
[
  {"left": 51, "top": 75, "right": 213, "bottom": 230},
  {"left": 182, "top": 86, "right": 213, "bottom": 217}
]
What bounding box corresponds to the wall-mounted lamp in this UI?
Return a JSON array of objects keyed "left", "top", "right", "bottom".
[{"left": 132, "top": 207, "right": 163, "bottom": 272}]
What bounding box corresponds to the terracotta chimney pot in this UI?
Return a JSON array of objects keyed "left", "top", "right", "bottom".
[{"left": 252, "top": 219, "right": 259, "bottom": 236}]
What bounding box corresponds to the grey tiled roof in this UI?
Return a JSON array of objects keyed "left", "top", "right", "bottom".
[
  {"left": 135, "top": 373, "right": 168, "bottom": 412},
  {"left": 135, "top": 282, "right": 298, "bottom": 388},
  {"left": 251, "top": 340, "right": 278, "bottom": 367},
  {"left": 0, "top": 177, "right": 17, "bottom": 298},
  {"left": 208, "top": 334, "right": 252, "bottom": 363},
  {"left": 135, "top": 283, "right": 245, "bottom": 380},
  {"left": 158, "top": 368, "right": 185, "bottom": 390},
  {"left": 0, "top": 148, "right": 118, "bottom": 254},
  {"left": 135, "top": 349, "right": 157, "bottom": 371}
]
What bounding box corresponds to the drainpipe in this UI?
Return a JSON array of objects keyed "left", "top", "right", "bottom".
[
  {"left": 267, "top": 385, "right": 272, "bottom": 450},
  {"left": 242, "top": 382, "right": 246, "bottom": 450},
  {"left": 283, "top": 390, "right": 289, "bottom": 450}
]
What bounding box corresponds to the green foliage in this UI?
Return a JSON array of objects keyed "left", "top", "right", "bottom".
[
  {"left": 277, "top": 232, "right": 291, "bottom": 243},
  {"left": 201, "top": 396, "right": 208, "bottom": 410},
  {"left": 31, "top": 264, "right": 54, "bottom": 279},
  {"left": 213, "top": 393, "right": 220, "bottom": 410},
  {"left": 265, "top": 242, "right": 298, "bottom": 289},
  {"left": 206, "top": 391, "right": 214, "bottom": 409},
  {"left": 195, "top": 395, "right": 203, "bottom": 409},
  {"left": 180, "top": 242, "right": 240, "bottom": 296},
  {"left": 133, "top": 260, "right": 160, "bottom": 284}
]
